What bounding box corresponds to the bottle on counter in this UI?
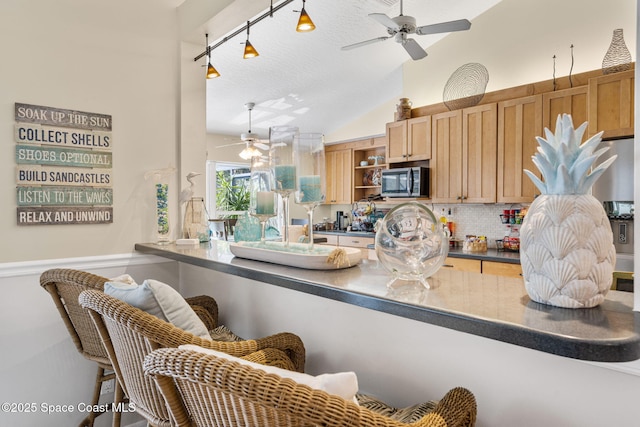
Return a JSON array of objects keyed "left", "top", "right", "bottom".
[
  {"left": 446, "top": 207, "right": 455, "bottom": 238},
  {"left": 508, "top": 226, "right": 520, "bottom": 252},
  {"left": 440, "top": 209, "right": 450, "bottom": 238}
]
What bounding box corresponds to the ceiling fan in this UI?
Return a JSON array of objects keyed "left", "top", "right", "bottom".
[
  {"left": 216, "top": 102, "right": 269, "bottom": 159},
  {"left": 341, "top": 0, "right": 471, "bottom": 60}
]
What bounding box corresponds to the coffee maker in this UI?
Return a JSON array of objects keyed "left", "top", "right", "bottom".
[{"left": 336, "top": 211, "right": 344, "bottom": 230}]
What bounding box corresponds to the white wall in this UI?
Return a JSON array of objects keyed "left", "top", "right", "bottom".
[
  {"left": 327, "top": 0, "right": 636, "bottom": 142},
  {"left": 0, "top": 0, "right": 183, "bottom": 263},
  {"left": 0, "top": 257, "right": 179, "bottom": 427},
  {"left": 179, "top": 263, "right": 640, "bottom": 427}
]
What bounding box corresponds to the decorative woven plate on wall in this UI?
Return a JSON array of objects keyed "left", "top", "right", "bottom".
[{"left": 443, "top": 63, "right": 489, "bottom": 111}]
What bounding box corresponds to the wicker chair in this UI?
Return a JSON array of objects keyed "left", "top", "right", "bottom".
[
  {"left": 39, "top": 268, "right": 221, "bottom": 427},
  {"left": 78, "top": 289, "right": 306, "bottom": 427},
  {"left": 144, "top": 346, "right": 477, "bottom": 427}
]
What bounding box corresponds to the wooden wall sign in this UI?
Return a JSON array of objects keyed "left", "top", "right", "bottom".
[{"left": 14, "top": 103, "right": 113, "bottom": 225}]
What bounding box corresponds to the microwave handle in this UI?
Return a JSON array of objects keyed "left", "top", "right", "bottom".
[{"left": 407, "top": 169, "right": 414, "bottom": 196}]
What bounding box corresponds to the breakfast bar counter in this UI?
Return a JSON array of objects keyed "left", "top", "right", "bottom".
[{"left": 135, "top": 241, "right": 640, "bottom": 362}]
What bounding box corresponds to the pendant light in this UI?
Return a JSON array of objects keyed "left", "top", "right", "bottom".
[
  {"left": 239, "top": 102, "right": 262, "bottom": 159},
  {"left": 243, "top": 21, "right": 259, "bottom": 59},
  {"left": 296, "top": 0, "right": 315, "bottom": 32},
  {"left": 205, "top": 34, "right": 220, "bottom": 79}
]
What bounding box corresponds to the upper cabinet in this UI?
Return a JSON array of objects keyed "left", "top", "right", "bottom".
[
  {"left": 497, "top": 95, "right": 542, "bottom": 204},
  {"left": 588, "top": 69, "right": 635, "bottom": 139},
  {"left": 353, "top": 137, "right": 386, "bottom": 202},
  {"left": 325, "top": 146, "right": 352, "bottom": 204},
  {"left": 431, "top": 104, "right": 497, "bottom": 203},
  {"left": 542, "top": 86, "right": 588, "bottom": 132},
  {"left": 386, "top": 116, "right": 431, "bottom": 163}
]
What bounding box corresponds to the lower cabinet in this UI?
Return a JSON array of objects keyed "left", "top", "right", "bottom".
[
  {"left": 443, "top": 257, "right": 482, "bottom": 273},
  {"left": 482, "top": 261, "right": 523, "bottom": 278},
  {"left": 443, "top": 257, "right": 522, "bottom": 278},
  {"left": 319, "top": 234, "right": 375, "bottom": 260}
]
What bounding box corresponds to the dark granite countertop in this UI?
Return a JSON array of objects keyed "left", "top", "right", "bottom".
[
  {"left": 135, "top": 241, "right": 640, "bottom": 362},
  {"left": 447, "top": 248, "right": 521, "bottom": 264}
]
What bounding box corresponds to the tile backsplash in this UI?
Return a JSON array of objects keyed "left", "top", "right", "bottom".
[
  {"left": 431, "top": 204, "right": 529, "bottom": 248},
  {"left": 329, "top": 202, "right": 530, "bottom": 249}
]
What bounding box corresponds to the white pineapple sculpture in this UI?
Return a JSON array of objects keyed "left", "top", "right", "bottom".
[{"left": 520, "top": 114, "right": 617, "bottom": 308}]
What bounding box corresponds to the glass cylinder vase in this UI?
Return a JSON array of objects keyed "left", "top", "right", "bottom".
[
  {"left": 155, "top": 183, "right": 171, "bottom": 245},
  {"left": 269, "top": 126, "right": 298, "bottom": 246},
  {"left": 293, "top": 132, "right": 326, "bottom": 250},
  {"left": 249, "top": 165, "right": 277, "bottom": 244}
]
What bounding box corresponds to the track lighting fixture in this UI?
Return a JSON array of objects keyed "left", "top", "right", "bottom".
[
  {"left": 296, "top": 0, "right": 315, "bottom": 32},
  {"left": 193, "top": 0, "right": 315, "bottom": 65},
  {"left": 243, "top": 21, "right": 259, "bottom": 59},
  {"left": 205, "top": 34, "right": 220, "bottom": 79}
]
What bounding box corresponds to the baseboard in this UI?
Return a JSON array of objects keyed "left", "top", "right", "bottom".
[{"left": 0, "top": 252, "right": 173, "bottom": 278}]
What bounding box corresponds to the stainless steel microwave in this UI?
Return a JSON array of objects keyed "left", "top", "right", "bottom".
[{"left": 381, "top": 167, "right": 429, "bottom": 198}]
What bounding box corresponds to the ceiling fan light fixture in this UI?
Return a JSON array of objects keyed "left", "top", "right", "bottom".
[
  {"left": 239, "top": 144, "right": 262, "bottom": 160},
  {"left": 243, "top": 21, "right": 259, "bottom": 58},
  {"left": 296, "top": 1, "right": 315, "bottom": 32}
]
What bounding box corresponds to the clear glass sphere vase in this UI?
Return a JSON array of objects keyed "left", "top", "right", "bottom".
[{"left": 375, "top": 202, "right": 449, "bottom": 289}]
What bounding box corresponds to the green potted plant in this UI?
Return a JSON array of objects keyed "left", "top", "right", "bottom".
[{"left": 215, "top": 171, "right": 250, "bottom": 233}]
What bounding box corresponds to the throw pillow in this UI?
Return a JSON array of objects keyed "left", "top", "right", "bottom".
[
  {"left": 179, "top": 344, "right": 359, "bottom": 403},
  {"left": 104, "top": 279, "right": 211, "bottom": 339}
]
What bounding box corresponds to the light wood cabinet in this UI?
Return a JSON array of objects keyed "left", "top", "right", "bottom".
[
  {"left": 443, "top": 257, "right": 522, "bottom": 278},
  {"left": 431, "top": 104, "right": 496, "bottom": 203},
  {"left": 482, "top": 261, "right": 523, "bottom": 278},
  {"left": 353, "top": 137, "right": 386, "bottom": 202},
  {"left": 543, "top": 86, "right": 588, "bottom": 133},
  {"left": 386, "top": 116, "right": 431, "bottom": 163},
  {"left": 325, "top": 148, "right": 352, "bottom": 204},
  {"left": 442, "top": 257, "right": 482, "bottom": 273},
  {"left": 338, "top": 235, "right": 374, "bottom": 248},
  {"left": 588, "top": 69, "right": 635, "bottom": 139},
  {"left": 497, "top": 95, "right": 542, "bottom": 203}
]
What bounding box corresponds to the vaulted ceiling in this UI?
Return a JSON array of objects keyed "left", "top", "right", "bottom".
[{"left": 195, "top": 0, "right": 502, "bottom": 142}]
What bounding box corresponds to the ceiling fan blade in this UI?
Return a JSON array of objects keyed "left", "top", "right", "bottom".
[
  {"left": 415, "top": 19, "right": 471, "bottom": 36},
  {"left": 402, "top": 38, "right": 428, "bottom": 60},
  {"left": 216, "top": 141, "right": 245, "bottom": 148},
  {"left": 341, "top": 36, "right": 392, "bottom": 51},
  {"left": 254, "top": 141, "right": 270, "bottom": 150},
  {"left": 369, "top": 13, "right": 400, "bottom": 32}
]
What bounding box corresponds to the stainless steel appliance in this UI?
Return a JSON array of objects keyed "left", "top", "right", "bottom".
[
  {"left": 592, "top": 138, "right": 634, "bottom": 202},
  {"left": 381, "top": 167, "right": 429, "bottom": 198},
  {"left": 592, "top": 138, "right": 634, "bottom": 274},
  {"left": 603, "top": 201, "right": 634, "bottom": 255}
]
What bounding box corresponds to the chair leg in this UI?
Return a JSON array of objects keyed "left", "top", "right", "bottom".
[
  {"left": 112, "top": 379, "right": 125, "bottom": 427},
  {"left": 78, "top": 366, "right": 105, "bottom": 427}
]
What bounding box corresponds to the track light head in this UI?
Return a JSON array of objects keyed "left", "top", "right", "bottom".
[{"left": 296, "top": 0, "right": 315, "bottom": 32}]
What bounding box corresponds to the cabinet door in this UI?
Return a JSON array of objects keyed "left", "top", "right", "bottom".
[
  {"left": 482, "top": 261, "right": 522, "bottom": 278},
  {"left": 497, "top": 95, "right": 542, "bottom": 203},
  {"left": 431, "top": 110, "right": 463, "bottom": 203},
  {"left": 442, "top": 257, "right": 482, "bottom": 273},
  {"left": 462, "top": 103, "right": 497, "bottom": 203},
  {"left": 542, "top": 86, "right": 588, "bottom": 133},
  {"left": 338, "top": 235, "right": 374, "bottom": 248},
  {"left": 588, "top": 69, "right": 634, "bottom": 139},
  {"left": 386, "top": 121, "right": 408, "bottom": 163},
  {"left": 407, "top": 116, "right": 431, "bottom": 161},
  {"left": 325, "top": 149, "right": 352, "bottom": 204}
]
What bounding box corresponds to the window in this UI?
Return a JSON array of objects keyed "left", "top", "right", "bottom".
[{"left": 206, "top": 160, "right": 251, "bottom": 219}]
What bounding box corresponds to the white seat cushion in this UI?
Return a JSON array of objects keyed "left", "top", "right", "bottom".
[
  {"left": 105, "top": 278, "right": 211, "bottom": 339},
  {"left": 179, "top": 344, "right": 359, "bottom": 403}
]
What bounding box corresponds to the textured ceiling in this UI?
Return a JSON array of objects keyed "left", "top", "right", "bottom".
[{"left": 203, "top": 0, "right": 501, "bottom": 143}]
